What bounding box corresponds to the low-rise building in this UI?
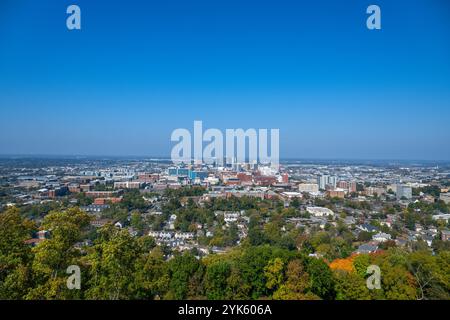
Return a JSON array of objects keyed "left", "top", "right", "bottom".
[
  {"left": 372, "top": 232, "right": 392, "bottom": 243},
  {"left": 114, "top": 181, "right": 141, "bottom": 189},
  {"left": 432, "top": 214, "right": 450, "bottom": 222},
  {"left": 298, "top": 183, "right": 319, "bottom": 193},
  {"left": 358, "top": 224, "right": 378, "bottom": 233},
  {"left": 440, "top": 193, "right": 450, "bottom": 204},
  {"left": 94, "top": 197, "right": 122, "bottom": 205},
  {"left": 306, "top": 206, "right": 335, "bottom": 217},
  {"left": 326, "top": 188, "right": 346, "bottom": 199},
  {"left": 81, "top": 204, "right": 110, "bottom": 213},
  {"left": 365, "top": 187, "right": 386, "bottom": 197},
  {"left": 442, "top": 230, "right": 450, "bottom": 241},
  {"left": 355, "top": 243, "right": 379, "bottom": 254}
]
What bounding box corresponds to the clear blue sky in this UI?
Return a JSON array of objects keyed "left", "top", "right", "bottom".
[{"left": 0, "top": 0, "right": 449, "bottom": 160}]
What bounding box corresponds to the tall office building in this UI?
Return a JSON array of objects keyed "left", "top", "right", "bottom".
[
  {"left": 328, "top": 176, "right": 337, "bottom": 188},
  {"left": 317, "top": 175, "right": 337, "bottom": 190},
  {"left": 348, "top": 181, "right": 357, "bottom": 193},
  {"left": 337, "top": 181, "right": 357, "bottom": 193},
  {"left": 396, "top": 184, "right": 412, "bottom": 200},
  {"left": 318, "top": 175, "right": 329, "bottom": 190}
]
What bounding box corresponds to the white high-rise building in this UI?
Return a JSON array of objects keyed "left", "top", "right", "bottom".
[
  {"left": 328, "top": 176, "right": 337, "bottom": 188},
  {"left": 317, "top": 175, "right": 337, "bottom": 190},
  {"left": 318, "top": 175, "right": 329, "bottom": 190},
  {"left": 396, "top": 184, "right": 412, "bottom": 200}
]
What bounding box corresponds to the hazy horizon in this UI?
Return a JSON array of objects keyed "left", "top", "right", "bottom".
[{"left": 1, "top": 153, "right": 450, "bottom": 164}]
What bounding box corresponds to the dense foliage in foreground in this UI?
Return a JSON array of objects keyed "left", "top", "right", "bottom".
[{"left": 0, "top": 207, "right": 449, "bottom": 300}]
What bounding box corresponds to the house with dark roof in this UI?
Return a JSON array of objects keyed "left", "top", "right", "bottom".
[
  {"left": 358, "top": 223, "right": 378, "bottom": 233},
  {"left": 355, "top": 243, "right": 379, "bottom": 254}
]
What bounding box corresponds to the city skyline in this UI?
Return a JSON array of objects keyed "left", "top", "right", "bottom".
[{"left": 1, "top": 0, "right": 450, "bottom": 159}]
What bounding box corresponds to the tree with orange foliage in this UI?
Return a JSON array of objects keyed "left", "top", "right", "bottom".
[{"left": 329, "top": 254, "right": 357, "bottom": 273}]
